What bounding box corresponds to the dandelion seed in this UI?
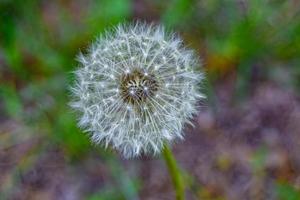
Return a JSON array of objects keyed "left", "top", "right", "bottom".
[{"left": 70, "top": 22, "right": 205, "bottom": 158}]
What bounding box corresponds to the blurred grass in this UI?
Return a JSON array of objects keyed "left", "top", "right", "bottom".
[
  {"left": 276, "top": 183, "right": 300, "bottom": 200},
  {"left": 1, "top": 0, "right": 300, "bottom": 199}
]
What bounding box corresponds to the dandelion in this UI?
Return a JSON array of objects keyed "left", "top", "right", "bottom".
[{"left": 70, "top": 22, "right": 205, "bottom": 158}]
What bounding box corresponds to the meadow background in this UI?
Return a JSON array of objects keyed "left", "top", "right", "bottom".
[{"left": 1, "top": 0, "right": 300, "bottom": 199}]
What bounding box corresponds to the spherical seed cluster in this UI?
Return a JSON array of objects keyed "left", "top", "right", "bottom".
[{"left": 70, "top": 22, "right": 205, "bottom": 158}]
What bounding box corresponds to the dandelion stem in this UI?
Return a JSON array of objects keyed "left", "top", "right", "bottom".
[{"left": 162, "top": 144, "right": 185, "bottom": 200}]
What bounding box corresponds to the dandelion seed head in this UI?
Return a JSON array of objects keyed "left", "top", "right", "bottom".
[{"left": 70, "top": 22, "right": 205, "bottom": 158}]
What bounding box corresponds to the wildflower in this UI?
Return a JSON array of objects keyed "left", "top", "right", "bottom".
[{"left": 70, "top": 22, "right": 205, "bottom": 158}]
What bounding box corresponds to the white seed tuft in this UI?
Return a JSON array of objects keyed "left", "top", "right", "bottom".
[{"left": 70, "top": 22, "right": 205, "bottom": 158}]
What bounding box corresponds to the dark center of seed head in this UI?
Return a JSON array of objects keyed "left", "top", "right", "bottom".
[{"left": 120, "top": 70, "right": 158, "bottom": 105}]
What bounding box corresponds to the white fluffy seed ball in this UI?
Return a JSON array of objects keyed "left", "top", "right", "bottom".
[{"left": 70, "top": 22, "right": 205, "bottom": 158}]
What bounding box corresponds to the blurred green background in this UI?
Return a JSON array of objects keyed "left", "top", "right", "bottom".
[{"left": 1, "top": 0, "right": 300, "bottom": 199}]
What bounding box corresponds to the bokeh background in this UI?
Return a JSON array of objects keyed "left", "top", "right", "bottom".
[{"left": 1, "top": 0, "right": 300, "bottom": 199}]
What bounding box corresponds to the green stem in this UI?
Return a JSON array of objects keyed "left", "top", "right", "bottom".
[{"left": 162, "top": 144, "right": 185, "bottom": 200}]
